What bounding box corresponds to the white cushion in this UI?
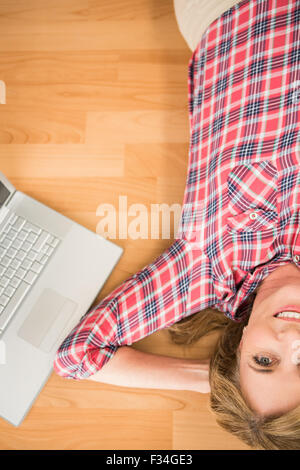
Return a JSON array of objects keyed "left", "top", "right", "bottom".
[{"left": 173, "top": 0, "right": 241, "bottom": 51}]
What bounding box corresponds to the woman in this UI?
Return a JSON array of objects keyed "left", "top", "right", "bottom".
[{"left": 54, "top": 0, "right": 300, "bottom": 450}]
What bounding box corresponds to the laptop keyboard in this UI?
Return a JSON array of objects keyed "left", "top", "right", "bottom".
[{"left": 0, "top": 212, "right": 60, "bottom": 333}]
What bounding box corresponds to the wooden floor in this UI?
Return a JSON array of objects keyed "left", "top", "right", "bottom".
[{"left": 0, "top": 0, "right": 250, "bottom": 450}]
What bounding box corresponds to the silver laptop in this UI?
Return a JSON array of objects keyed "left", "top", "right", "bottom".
[{"left": 0, "top": 171, "right": 123, "bottom": 426}]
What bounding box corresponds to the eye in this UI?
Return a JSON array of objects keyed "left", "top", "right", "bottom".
[{"left": 253, "top": 355, "right": 276, "bottom": 367}]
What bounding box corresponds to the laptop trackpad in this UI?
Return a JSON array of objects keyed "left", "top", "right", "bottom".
[{"left": 17, "top": 288, "right": 78, "bottom": 353}]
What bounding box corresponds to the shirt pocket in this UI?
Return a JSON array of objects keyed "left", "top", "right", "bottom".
[
  {"left": 226, "top": 207, "right": 278, "bottom": 234},
  {"left": 226, "top": 161, "right": 279, "bottom": 236},
  {"left": 227, "top": 161, "right": 278, "bottom": 215}
]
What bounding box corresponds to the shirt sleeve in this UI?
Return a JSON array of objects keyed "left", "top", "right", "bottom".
[{"left": 53, "top": 238, "right": 196, "bottom": 380}]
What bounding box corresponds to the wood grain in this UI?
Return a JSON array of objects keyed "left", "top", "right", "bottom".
[{"left": 0, "top": 0, "right": 250, "bottom": 450}]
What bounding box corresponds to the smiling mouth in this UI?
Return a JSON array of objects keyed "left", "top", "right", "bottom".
[{"left": 274, "top": 311, "right": 300, "bottom": 322}]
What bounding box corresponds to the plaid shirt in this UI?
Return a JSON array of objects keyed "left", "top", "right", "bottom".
[{"left": 54, "top": 0, "right": 300, "bottom": 379}]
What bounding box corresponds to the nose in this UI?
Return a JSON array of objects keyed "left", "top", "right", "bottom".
[
  {"left": 276, "top": 325, "right": 300, "bottom": 356},
  {"left": 276, "top": 324, "right": 300, "bottom": 342}
]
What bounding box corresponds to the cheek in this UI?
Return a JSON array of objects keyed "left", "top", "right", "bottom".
[
  {"left": 291, "top": 340, "right": 300, "bottom": 365},
  {"left": 242, "top": 325, "right": 272, "bottom": 350}
]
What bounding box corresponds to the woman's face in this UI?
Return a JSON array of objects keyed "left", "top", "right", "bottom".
[{"left": 238, "top": 262, "right": 300, "bottom": 416}]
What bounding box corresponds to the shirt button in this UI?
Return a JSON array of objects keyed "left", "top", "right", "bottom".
[
  {"left": 291, "top": 81, "right": 300, "bottom": 104},
  {"left": 292, "top": 88, "right": 300, "bottom": 104},
  {"left": 293, "top": 255, "right": 300, "bottom": 262},
  {"left": 249, "top": 212, "right": 258, "bottom": 220}
]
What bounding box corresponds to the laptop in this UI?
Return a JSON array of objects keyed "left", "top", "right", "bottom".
[{"left": 0, "top": 170, "right": 123, "bottom": 426}]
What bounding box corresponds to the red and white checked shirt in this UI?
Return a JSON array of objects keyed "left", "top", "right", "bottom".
[{"left": 54, "top": 0, "right": 300, "bottom": 379}]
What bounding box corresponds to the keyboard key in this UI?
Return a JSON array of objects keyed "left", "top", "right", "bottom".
[
  {"left": 0, "top": 246, "right": 5, "bottom": 257},
  {"left": 7, "top": 213, "right": 17, "bottom": 225},
  {"left": 1, "top": 256, "right": 11, "bottom": 267},
  {"left": 5, "top": 267, "right": 15, "bottom": 279},
  {"left": 27, "top": 232, "right": 38, "bottom": 244},
  {"left": 16, "top": 267, "right": 26, "bottom": 279},
  {"left": 0, "top": 281, "right": 30, "bottom": 332},
  {"left": 7, "top": 228, "right": 17, "bottom": 240},
  {"left": 35, "top": 252, "right": 44, "bottom": 263},
  {"left": 11, "top": 238, "right": 23, "bottom": 250},
  {"left": 10, "top": 276, "right": 21, "bottom": 289},
  {"left": 27, "top": 250, "right": 37, "bottom": 261},
  {"left": 50, "top": 238, "right": 59, "bottom": 248},
  {"left": 21, "top": 259, "right": 32, "bottom": 270},
  {"left": 40, "top": 254, "right": 48, "bottom": 265},
  {"left": 17, "top": 229, "right": 28, "bottom": 241},
  {"left": 0, "top": 294, "right": 10, "bottom": 307},
  {"left": 30, "top": 261, "right": 43, "bottom": 274},
  {"left": 4, "top": 285, "right": 15, "bottom": 298},
  {"left": 1, "top": 237, "right": 11, "bottom": 249},
  {"left": 16, "top": 250, "right": 27, "bottom": 262},
  {"left": 12, "top": 217, "right": 25, "bottom": 231},
  {"left": 32, "top": 231, "right": 50, "bottom": 252},
  {"left": 23, "top": 221, "right": 41, "bottom": 234},
  {"left": 6, "top": 247, "right": 17, "bottom": 259},
  {"left": 41, "top": 244, "right": 49, "bottom": 254},
  {"left": 0, "top": 277, "right": 9, "bottom": 288},
  {"left": 21, "top": 241, "right": 32, "bottom": 252},
  {"left": 46, "top": 245, "right": 54, "bottom": 256},
  {"left": 0, "top": 265, "right": 5, "bottom": 276},
  {"left": 23, "top": 270, "right": 37, "bottom": 285},
  {"left": 10, "top": 259, "right": 21, "bottom": 270}
]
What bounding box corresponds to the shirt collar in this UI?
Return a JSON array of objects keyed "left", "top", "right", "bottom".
[{"left": 218, "top": 249, "right": 300, "bottom": 321}]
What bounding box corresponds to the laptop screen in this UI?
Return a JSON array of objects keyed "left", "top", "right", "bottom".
[{"left": 0, "top": 181, "right": 11, "bottom": 207}]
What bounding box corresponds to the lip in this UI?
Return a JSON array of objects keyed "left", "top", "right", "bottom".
[{"left": 274, "top": 305, "right": 300, "bottom": 322}]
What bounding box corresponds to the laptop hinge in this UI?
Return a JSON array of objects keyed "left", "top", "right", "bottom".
[{"left": 3, "top": 188, "right": 16, "bottom": 208}]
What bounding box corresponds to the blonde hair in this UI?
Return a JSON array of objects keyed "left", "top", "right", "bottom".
[{"left": 167, "top": 291, "right": 300, "bottom": 450}]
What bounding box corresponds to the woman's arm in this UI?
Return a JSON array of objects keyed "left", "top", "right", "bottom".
[
  {"left": 87, "top": 345, "right": 210, "bottom": 393},
  {"left": 54, "top": 239, "right": 214, "bottom": 381}
]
